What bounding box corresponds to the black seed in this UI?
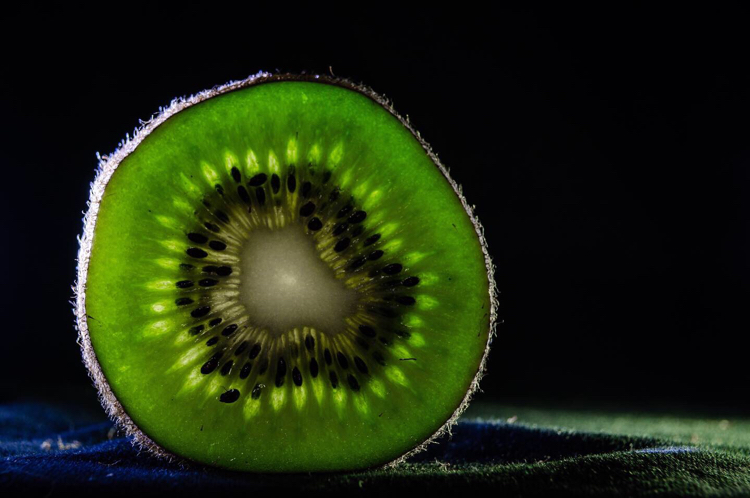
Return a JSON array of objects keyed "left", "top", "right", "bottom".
[
  {"left": 221, "top": 324, "right": 238, "bottom": 337},
  {"left": 202, "top": 199, "right": 212, "bottom": 209},
  {"left": 307, "top": 217, "right": 323, "bottom": 231},
  {"left": 358, "top": 325, "right": 377, "bottom": 338},
  {"left": 332, "top": 223, "right": 348, "bottom": 236},
  {"left": 209, "top": 318, "right": 223, "bottom": 327},
  {"left": 379, "top": 337, "right": 391, "bottom": 346},
  {"left": 255, "top": 187, "right": 266, "bottom": 205},
  {"left": 179, "top": 263, "right": 195, "bottom": 271},
  {"left": 329, "top": 371, "right": 339, "bottom": 389},
  {"left": 337, "top": 205, "right": 353, "bottom": 218},
  {"left": 176, "top": 297, "right": 194, "bottom": 306},
  {"left": 287, "top": 173, "right": 296, "bottom": 192},
  {"left": 347, "top": 374, "right": 360, "bottom": 391},
  {"left": 259, "top": 359, "right": 269, "bottom": 375},
  {"left": 299, "top": 202, "right": 316, "bottom": 217},
  {"left": 251, "top": 384, "right": 262, "bottom": 399},
  {"left": 354, "top": 356, "right": 369, "bottom": 374},
  {"left": 191, "top": 306, "right": 211, "bottom": 318},
  {"left": 351, "top": 225, "right": 365, "bottom": 237},
  {"left": 206, "top": 336, "right": 219, "bottom": 346},
  {"left": 235, "top": 342, "right": 248, "bottom": 355},
  {"left": 324, "top": 348, "right": 332, "bottom": 365},
  {"left": 322, "top": 170, "right": 332, "bottom": 183},
  {"left": 275, "top": 358, "right": 286, "bottom": 387},
  {"left": 215, "top": 184, "right": 224, "bottom": 196},
  {"left": 220, "top": 360, "right": 233, "bottom": 376},
  {"left": 189, "top": 325, "right": 204, "bottom": 336},
  {"left": 396, "top": 296, "right": 416, "bottom": 305},
  {"left": 231, "top": 167, "right": 242, "bottom": 183},
  {"left": 395, "top": 329, "right": 411, "bottom": 338},
  {"left": 176, "top": 281, "right": 194, "bottom": 291},
  {"left": 215, "top": 210, "right": 229, "bottom": 223},
  {"left": 336, "top": 352, "right": 349, "bottom": 369},
  {"left": 204, "top": 222, "right": 220, "bottom": 233},
  {"left": 383, "top": 263, "right": 403, "bottom": 275},
  {"left": 199, "top": 278, "right": 219, "bottom": 287},
  {"left": 240, "top": 362, "right": 252, "bottom": 379},
  {"left": 368, "top": 250, "right": 384, "bottom": 261},
  {"left": 292, "top": 367, "right": 303, "bottom": 386},
  {"left": 329, "top": 189, "right": 340, "bottom": 202},
  {"left": 248, "top": 173, "right": 267, "bottom": 186},
  {"left": 348, "top": 211, "right": 367, "bottom": 224},
  {"left": 402, "top": 276, "right": 420, "bottom": 287},
  {"left": 271, "top": 174, "right": 280, "bottom": 193},
  {"left": 201, "top": 356, "right": 220, "bottom": 374},
  {"left": 220, "top": 389, "right": 240, "bottom": 403},
  {"left": 186, "top": 248, "right": 208, "bottom": 259},
  {"left": 349, "top": 256, "right": 367, "bottom": 270},
  {"left": 373, "top": 351, "right": 386, "bottom": 366},
  {"left": 208, "top": 266, "right": 232, "bottom": 276},
  {"left": 301, "top": 181, "right": 312, "bottom": 198},
  {"left": 188, "top": 233, "right": 208, "bottom": 244},
  {"left": 305, "top": 335, "right": 315, "bottom": 351},
  {"left": 334, "top": 238, "right": 350, "bottom": 252},
  {"left": 309, "top": 358, "right": 319, "bottom": 378},
  {"left": 237, "top": 185, "right": 251, "bottom": 204},
  {"left": 249, "top": 344, "right": 261, "bottom": 359},
  {"left": 364, "top": 234, "right": 381, "bottom": 246},
  {"left": 209, "top": 240, "right": 227, "bottom": 251}
]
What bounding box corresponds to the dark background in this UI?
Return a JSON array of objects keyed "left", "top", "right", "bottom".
[{"left": 2, "top": 5, "right": 748, "bottom": 413}]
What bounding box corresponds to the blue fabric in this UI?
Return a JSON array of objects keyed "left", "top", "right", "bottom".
[{"left": 0, "top": 402, "right": 739, "bottom": 496}]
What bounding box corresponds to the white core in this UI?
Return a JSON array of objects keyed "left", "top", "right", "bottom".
[{"left": 239, "top": 226, "right": 358, "bottom": 334}]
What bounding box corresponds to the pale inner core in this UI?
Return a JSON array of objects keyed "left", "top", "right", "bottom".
[{"left": 239, "top": 226, "right": 358, "bottom": 334}]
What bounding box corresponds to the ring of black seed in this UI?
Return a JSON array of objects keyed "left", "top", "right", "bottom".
[{"left": 176, "top": 163, "right": 423, "bottom": 403}]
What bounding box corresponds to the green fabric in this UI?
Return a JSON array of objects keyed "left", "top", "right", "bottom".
[
  {"left": 3, "top": 402, "right": 748, "bottom": 496},
  {"left": 402, "top": 403, "right": 750, "bottom": 496},
  {"left": 334, "top": 403, "right": 750, "bottom": 496}
]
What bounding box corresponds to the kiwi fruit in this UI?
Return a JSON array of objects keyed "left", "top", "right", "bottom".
[{"left": 75, "top": 72, "right": 497, "bottom": 472}]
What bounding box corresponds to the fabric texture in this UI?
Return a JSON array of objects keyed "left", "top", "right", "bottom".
[{"left": 1, "top": 402, "right": 748, "bottom": 496}]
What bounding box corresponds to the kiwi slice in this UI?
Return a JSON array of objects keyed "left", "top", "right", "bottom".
[{"left": 75, "top": 73, "right": 496, "bottom": 472}]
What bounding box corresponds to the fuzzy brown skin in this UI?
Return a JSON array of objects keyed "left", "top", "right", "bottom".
[{"left": 74, "top": 71, "right": 499, "bottom": 471}]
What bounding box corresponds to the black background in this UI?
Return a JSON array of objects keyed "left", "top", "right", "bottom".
[{"left": 2, "top": 5, "right": 748, "bottom": 413}]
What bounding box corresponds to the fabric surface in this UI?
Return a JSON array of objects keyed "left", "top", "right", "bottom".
[{"left": 1, "top": 402, "right": 748, "bottom": 496}]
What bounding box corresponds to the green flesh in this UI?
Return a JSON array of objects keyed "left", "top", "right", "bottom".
[{"left": 85, "top": 80, "right": 491, "bottom": 472}]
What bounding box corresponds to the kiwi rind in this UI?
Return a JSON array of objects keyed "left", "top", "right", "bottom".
[{"left": 74, "top": 71, "right": 498, "bottom": 470}]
